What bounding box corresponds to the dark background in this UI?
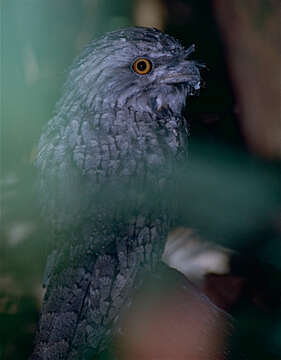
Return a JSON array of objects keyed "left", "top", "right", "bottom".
[{"left": 1, "top": 0, "right": 280, "bottom": 359}]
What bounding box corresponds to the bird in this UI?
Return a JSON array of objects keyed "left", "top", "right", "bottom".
[{"left": 30, "top": 26, "right": 201, "bottom": 360}]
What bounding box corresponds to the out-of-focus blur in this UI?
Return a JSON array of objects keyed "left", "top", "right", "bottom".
[
  {"left": 1, "top": 1, "right": 280, "bottom": 359},
  {"left": 115, "top": 266, "right": 229, "bottom": 360}
]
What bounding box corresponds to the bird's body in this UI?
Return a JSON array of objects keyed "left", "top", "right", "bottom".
[{"left": 30, "top": 27, "right": 201, "bottom": 359}]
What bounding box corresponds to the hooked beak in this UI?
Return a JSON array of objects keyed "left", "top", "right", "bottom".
[{"left": 160, "top": 44, "right": 201, "bottom": 91}]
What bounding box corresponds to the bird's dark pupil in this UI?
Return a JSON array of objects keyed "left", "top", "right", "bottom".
[{"left": 137, "top": 61, "right": 147, "bottom": 71}]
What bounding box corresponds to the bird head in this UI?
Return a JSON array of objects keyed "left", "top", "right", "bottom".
[{"left": 63, "top": 26, "right": 201, "bottom": 116}]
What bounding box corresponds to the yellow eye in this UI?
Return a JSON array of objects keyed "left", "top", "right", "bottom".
[{"left": 132, "top": 58, "right": 152, "bottom": 75}]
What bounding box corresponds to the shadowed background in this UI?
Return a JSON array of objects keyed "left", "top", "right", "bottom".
[{"left": 1, "top": 0, "right": 280, "bottom": 359}]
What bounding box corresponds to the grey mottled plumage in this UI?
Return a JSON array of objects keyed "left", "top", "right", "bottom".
[{"left": 30, "top": 27, "right": 201, "bottom": 359}]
